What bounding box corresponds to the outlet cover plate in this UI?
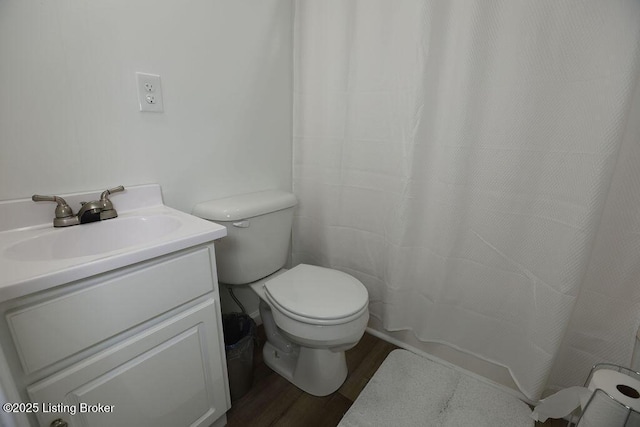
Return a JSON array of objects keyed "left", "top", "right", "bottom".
[{"left": 136, "top": 72, "right": 164, "bottom": 113}]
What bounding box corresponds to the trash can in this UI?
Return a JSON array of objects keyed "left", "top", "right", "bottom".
[{"left": 222, "top": 313, "right": 256, "bottom": 402}]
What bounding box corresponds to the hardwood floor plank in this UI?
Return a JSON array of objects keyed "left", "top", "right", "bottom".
[
  {"left": 344, "top": 332, "right": 378, "bottom": 372},
  {"left": 338, "top": 338, "right": 398, "bottom": 401},
  {"left": 226, "top": 373, "right": 302, "bottom": 427},
  {"left": 272, "top": 392, "right": 352, "bottom": 427},
  {"left": 317, "top": 394, "right": 354, "bottom": 427}
]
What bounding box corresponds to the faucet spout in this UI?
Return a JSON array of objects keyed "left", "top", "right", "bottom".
[
  {"left": 78, "top": 206, "right": 102, "bottom": 224},
  {"left": 77, "top": 200, "right": 106, "bottom": 223},
  {"left": 77, "top": 186, "right": 125, "bottom": 223}
]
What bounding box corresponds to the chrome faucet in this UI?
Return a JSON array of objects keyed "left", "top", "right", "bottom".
[{"left": 32, "top": 186, "right": 125, "bottom": 227}]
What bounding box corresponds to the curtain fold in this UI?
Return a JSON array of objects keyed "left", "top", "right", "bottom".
[{"left": 292, "top": 0, "right": 640, "bottom": 399}]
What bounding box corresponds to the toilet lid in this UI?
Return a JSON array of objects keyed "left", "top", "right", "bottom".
[{"left": 264, "top": 264, "right": 368, "bottom": 321}]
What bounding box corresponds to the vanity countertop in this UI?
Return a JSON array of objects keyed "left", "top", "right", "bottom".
[{"left": 0, "top": 184, "right": 226, "bottom": 303}]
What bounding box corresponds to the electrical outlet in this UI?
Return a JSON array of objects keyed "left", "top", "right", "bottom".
[{"left": 136, "top": 72, "right": 164, "bottom": 112}]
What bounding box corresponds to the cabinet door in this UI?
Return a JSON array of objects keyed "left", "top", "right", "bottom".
[
  {"left": 8, "top": 246, "right": 216, "bottom": 374},
  {"left": 28, "top": 298, "right": 229, "bottom": 427}
]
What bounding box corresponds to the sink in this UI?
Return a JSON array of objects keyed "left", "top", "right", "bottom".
[
  {"left": 5, "top": 215, "right": 182, "bottom": 261},
  {"left": 0, "top": 184, "right": 227, "bottom": 303}
]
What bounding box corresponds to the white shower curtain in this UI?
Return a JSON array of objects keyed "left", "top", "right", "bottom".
[{"left": 292, "top": 0, "right": 640, "bottom": 400}]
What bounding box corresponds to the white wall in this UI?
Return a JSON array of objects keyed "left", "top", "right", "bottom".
[
  {"left": 0, "top": 0, "right": 293, "bottom": 213},
  {"left": 0, "top": 0, "right": 292, "bottom": 317}
]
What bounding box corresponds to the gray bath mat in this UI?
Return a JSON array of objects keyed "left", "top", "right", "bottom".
[{"left": 339, "top": 349, "right": 533, "bottom": 427}]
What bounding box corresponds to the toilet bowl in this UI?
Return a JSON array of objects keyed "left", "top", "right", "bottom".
[
  {"left": 192, "top": 191, "right": 370, "bottom": 396},
  {"left": 250, "top": 264, "right": 369, "bottom": 396}
]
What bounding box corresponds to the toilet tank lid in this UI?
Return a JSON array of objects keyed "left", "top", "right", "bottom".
[{"left": 192, "top": 190, "right": 297, "bottom": 221}]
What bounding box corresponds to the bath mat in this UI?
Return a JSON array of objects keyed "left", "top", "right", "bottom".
[{"left": 339, "top": 349, "right": 533, "bottom": 427}]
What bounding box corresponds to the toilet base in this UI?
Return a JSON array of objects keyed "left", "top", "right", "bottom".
[{"left": 262, "top": 341, "right": 348, "bottom": 397}]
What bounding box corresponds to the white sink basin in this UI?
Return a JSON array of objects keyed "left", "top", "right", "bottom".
[
  {"left": 5, "top": 215, "right": 182, "bottom": 261},
  {"left": 0, "top": 184, "right": 227, "bottom": 302}
]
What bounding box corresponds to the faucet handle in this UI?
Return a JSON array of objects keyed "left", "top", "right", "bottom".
[
  {"left": 100, "top": 185, "right": 125, "bottom": 201},
  {"left": 99, "top": 185, "right": 125, "bottom": 220},
  {"left": 32, "top": 195, "right": 74, "bottom": 218},
  {"left": 32, "top": 194, "right": 79, "bottom": 227}
]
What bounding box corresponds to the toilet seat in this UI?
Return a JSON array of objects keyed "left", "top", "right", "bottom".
[
  {"left": 265, "top": 293, "right": 369, "bottom": 326},
  {"left": 264, "top": 264, "right": 368, "bottom": 325}
]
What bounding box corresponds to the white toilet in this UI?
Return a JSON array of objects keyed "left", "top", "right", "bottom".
[{"left": 193, "top": 190, "right": 369, "bottom": 396}]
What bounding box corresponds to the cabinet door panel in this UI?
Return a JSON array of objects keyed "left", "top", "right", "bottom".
[{"left": 28, "top": 299, "right": 229, "bottom": 427}]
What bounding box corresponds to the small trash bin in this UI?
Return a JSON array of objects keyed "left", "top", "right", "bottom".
[{"left": 222, "top": 313, "right": 256, "bottom": 402}]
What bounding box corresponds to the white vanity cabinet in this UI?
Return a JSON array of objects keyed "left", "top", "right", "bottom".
[{"left": 0, "top": 244, "right": 231, "bottom": 427}]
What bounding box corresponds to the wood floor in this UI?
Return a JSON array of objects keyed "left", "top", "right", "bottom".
[{"left": 226, "top": 327, "right": 567, "bottom": 427}]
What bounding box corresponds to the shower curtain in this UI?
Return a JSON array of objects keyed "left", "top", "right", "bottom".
[{"left": 292, "top": 0, "right": 640, "bottom": 400}]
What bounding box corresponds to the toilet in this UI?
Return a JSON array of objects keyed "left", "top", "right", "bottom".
[{"left": 193, "top": 190, "right": 369, "bottom": 396}]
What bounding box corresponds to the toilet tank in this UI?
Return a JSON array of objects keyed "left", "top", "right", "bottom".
[{"left": 192, "top": 190, "right": 298, "bottom": 285}]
